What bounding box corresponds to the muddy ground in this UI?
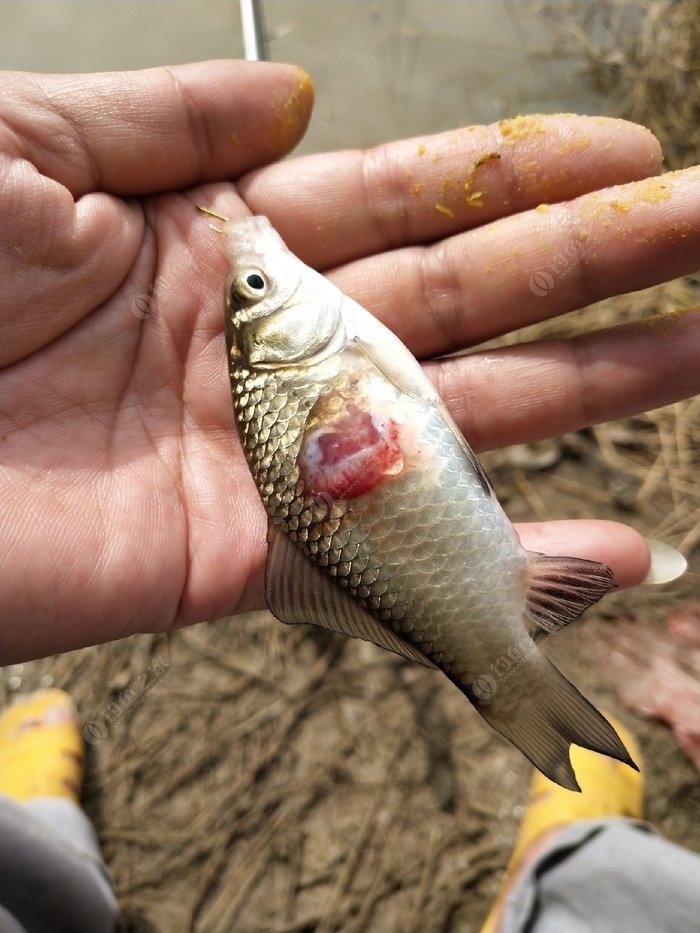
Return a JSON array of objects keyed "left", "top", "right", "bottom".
[{"left": 2, "top": 398, "right": 698, "bottom": 932}]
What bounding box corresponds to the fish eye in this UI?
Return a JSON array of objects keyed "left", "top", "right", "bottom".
[
  {"left": 230, "top": 268, "right": 269, "bottom": 306},
  {"left": 246, "top": 273, "right": 265, "bottom": 291}
]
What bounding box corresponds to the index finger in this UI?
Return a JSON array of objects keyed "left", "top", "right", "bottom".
[{"left": 239, "top": 114, "right": 662, "bottom": 269}]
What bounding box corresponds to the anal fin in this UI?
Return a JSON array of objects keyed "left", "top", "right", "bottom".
[{"left": 265, "top": 525, "right": 436, "bottom": 669}]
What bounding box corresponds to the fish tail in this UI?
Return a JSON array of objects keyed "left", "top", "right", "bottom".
[{"left": 465, "top": 654, "right": 638, "bottom": 791}]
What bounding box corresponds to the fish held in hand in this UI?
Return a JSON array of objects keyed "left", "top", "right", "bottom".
[{"left": 220, "top": 214, "right": 636, "bottom": 791}]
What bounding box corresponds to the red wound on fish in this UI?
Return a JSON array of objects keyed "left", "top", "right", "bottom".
[{"left": 300, "top": 404, "right": 403, "bottom": 499}]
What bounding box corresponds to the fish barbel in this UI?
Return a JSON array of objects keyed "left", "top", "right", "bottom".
[{"left": 221, "top": 214, "right": 636, "bottom": 791}]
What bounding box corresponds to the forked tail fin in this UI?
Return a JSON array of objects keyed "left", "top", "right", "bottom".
[
  {"left": 455, "top": 551, "right": 635, "bottom": 788},
  {"left": 467, "top": 548, "right": 636, "bottom": 789},
  {"left": 467, "top": 653, "right": 637, "bottom": 791}
]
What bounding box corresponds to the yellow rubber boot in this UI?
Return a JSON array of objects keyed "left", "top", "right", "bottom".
[
  {"left": 0, "top": 689, "right": 83, "bottom": 803},
  {"left": 481, "top": 716, "right": 643, "bottom": 933}
]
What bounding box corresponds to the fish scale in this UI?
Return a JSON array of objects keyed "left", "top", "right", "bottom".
[{"left": 233, "top": 356, "right": 530, "bottom": 683}]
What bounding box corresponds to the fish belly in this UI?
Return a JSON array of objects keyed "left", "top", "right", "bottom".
[
  {"left": 300, "top": 403, "right": 529, "bottom": 683},
  {"left": 232, "top": 359, "right": 528, "bottom": 681}
]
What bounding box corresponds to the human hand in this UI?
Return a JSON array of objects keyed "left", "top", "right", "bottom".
[{"left": 1, "top": 62, "right": 699, "bottom": 663}]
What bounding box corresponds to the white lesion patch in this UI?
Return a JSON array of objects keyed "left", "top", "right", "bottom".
[{"left": 297, "top": 362, "right": 429, "bottom": 502}]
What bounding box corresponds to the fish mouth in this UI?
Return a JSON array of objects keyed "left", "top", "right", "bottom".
[{"left": 222, "top": 215, "right": 288, "bottom": 268}]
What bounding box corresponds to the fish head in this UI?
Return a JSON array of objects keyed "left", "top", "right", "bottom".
[{"left": 222, "top": 215, "right": 345, "bottom": 368}]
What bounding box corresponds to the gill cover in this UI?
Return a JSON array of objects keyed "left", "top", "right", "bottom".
[{"left": 223, "top": 215, "right": 343, "bottom": 366}]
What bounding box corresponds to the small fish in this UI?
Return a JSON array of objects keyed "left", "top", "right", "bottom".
[{"left": 219, "top": 214, "right": 636, "bottom": 791}]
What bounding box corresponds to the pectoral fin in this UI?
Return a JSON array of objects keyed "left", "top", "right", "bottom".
[
  {"left": 265, "top": 526, "right": 437, "bottom": 668},
  {"left": 352, "top": 334, "right": 492, "bottom": 495},
  {"left": 352, "top": 334, "right": 431, "bottom": 403}
]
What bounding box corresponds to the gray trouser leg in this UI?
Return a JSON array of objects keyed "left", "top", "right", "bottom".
[
  {"left": 0, "top": 794, "right": 120, "bottom": 933},
  {"left": 501, "top": 818, "right": 700, "bottom": 933}
]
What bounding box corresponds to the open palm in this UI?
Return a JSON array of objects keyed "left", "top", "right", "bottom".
[{"left": 1, "top": 61, "right": 699, "bottom": 663}]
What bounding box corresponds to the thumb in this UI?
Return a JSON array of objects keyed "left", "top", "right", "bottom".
[
  {"left": 0, "top": 61, "right": 314, "bottom": 366},
  {"left": 1, "top": 61, "right": 314, "bottom": 197}
]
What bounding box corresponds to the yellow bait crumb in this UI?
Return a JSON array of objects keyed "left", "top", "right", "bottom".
[
  {"left": 640, "top": 180, "right": 672, "bottom": 204},
  {"left": 272, "top": 69, "right": 315, "bottom": 149},
  {"left": 463, "top": 151, "right": 500, "bottom": 194},
  {"left": 535, "top": 203, "right": 550, "bottom": 213},
  {"left": 553, "top": 134, "right": 592, "bottom": 157},
  {"left": 473, "top": 151, "right": 501, "bottom": 170},
  {"left": 229, "top": 132, "right": 240, "bottom": 146},
  {"left": 598, "top": 179, "right": 673, "bottom": 216},
  {"left": 435, "top": 203, "right": 455, "bottom": 218},
  {"left": 674, "top": 222, "right": 692, "bottom": 238},
  {"left": 418, "top": 144, "right": 426, "bottom": 156},
  {"left": 499, "top": 115, "right": 547, "bottom": 142},
  {"left": 643, "top": 306, "right": 698, "bottom": 335},
  {"left": 466, "top": 192, "right": 484, "bottom": 207},
  {"left": 412, "top": 182, "right": 423, "bottom": 197}
]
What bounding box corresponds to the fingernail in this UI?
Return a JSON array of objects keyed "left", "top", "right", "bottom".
[{"left": 643, "top": 539, "right": 687, "bottom": 584}]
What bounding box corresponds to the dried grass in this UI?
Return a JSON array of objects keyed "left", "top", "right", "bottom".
[{"left": 532, "top": 0, "right": 700, "bottom": 169}]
